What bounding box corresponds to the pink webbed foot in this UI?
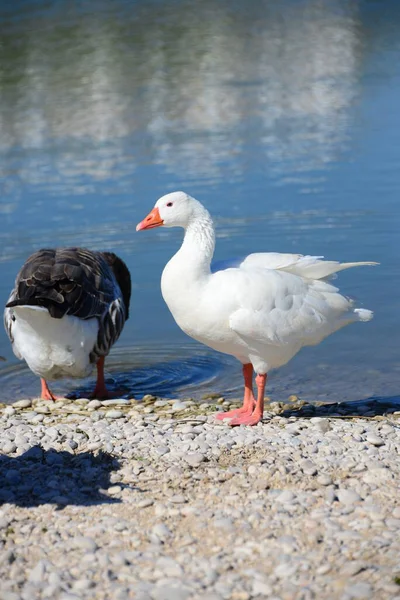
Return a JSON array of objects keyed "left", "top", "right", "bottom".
[
  {"left": 229, "top": 372, "right": 267, "bottom": 426},
  {"left": 216, "top": 363, "right": 256, "bottom": 421},
  {"left": 216, "top": 405, "right": 255, "bottom": 420},
  {"left": 229, "top": 411, "right": 263, "bottom": 426}
]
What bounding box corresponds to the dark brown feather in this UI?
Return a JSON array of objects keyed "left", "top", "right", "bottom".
[{"left": 4, "top": 247, "right": 131, "bottom": 361}]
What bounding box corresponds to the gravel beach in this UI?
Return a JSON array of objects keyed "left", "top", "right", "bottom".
[{"left": 1, "top": 395, "right": 400, "bottom": 600}]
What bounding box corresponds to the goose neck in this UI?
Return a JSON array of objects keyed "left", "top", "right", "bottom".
[{"left": 179, "top": 212, "right": 215, "bottom": 273}]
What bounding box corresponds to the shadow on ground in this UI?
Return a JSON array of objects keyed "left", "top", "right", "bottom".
[
  {"left": 0, "top": 447, "right": 124, "bottom": 508},
  {"left": 280, "top": 395, "right": 400, "bottom": 420}
]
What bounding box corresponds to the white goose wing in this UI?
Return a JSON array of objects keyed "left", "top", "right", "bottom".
[
  {"left": 239, "top": 252, "right": 378, "bottom": 280},
  {"left": 226, "top": 267, "right": 372, "bottom": 349}
]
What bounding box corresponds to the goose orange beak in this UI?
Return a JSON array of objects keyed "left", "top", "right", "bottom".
[{"left": 136, "top": 207, "right": 164, "bottom": 231}]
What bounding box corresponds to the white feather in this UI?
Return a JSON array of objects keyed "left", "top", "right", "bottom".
[
  {"left": 9, "top": 306, "right": 98, "bottom": 380},
  {"left": 153, "top": 192, "right": 376, "bottom": 376}
]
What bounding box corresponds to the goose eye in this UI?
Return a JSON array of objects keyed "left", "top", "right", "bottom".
[{"left": 166, "top": 202, "right": 173, "bottom": 207}]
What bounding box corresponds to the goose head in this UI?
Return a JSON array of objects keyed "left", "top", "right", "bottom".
[{"left": 136, "top": 191, "right": 201, "bottom": 231}]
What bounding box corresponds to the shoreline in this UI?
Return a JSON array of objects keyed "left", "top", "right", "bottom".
[{"left": 0, "top": 396, "right": 400, "bottom": 599}]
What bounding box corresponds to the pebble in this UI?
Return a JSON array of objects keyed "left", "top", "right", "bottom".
[
  {"left": 171, "top": 401, "right": 188, "bottom": 412},
  {"left": 151, "top": 585, "right": 192, "bottom": 600},
  {"left": 310, "top": 417, "right": 331, "bottom": 433},
  {"left": 0, "top": 397, "right": 399, "bottom": 600},
  {"left": 317, "top": 474, "right": 332, "bottom": 486},
  {"left": 35, "top": 405, "right": 50, "bottom": 414},
  {"left": 28, "top": 560, "right": 47, "bottom": 583},
  {"left": 252, "top": 580, "right": 273, "bottom": 596},
  {"left": 184, "top": 453, "right": 205, "bottom": 467},
  {"left": 12, "top": 399, "right": 32, "bottom": 409},
  {"left": 72, "top": 537, "right": 98, "bottom": 552},
  {"left": 337, "top": 489, "right": 362, "bottom": 505},
  {"left": 2, "top": 441, "right": 17, "bottom": 454},
  {"left": 105, "top": 410, "right": 124, "bottom": 419},
  {"left": 87, "top": 400, "right": 102, "bottom": 409},
  {"left": 276, "top": 490, "right": 295, "bottom": 504},
  {"left": 101, "top": 399, "right": 130, "bottom": 406},
  {"left": 301, "top": 459, "right": 318, "bottom": 476},
  {"left": 344, "top": 582, "right": 373, "bottom": 598},
  {"left": 151, "top": 524, "right": 172, "bottom": 541},
  {"left": 169, "top": 495, "right": 187, "bottom": 504},
  {"left": 366, "top": 434, "right": 385, "bottom": 446}
]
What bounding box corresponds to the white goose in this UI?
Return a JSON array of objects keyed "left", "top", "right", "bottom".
[
  {"left": 137, "top": 192, "right": 377, "bottom": 426},
  {"left": 4, "top": 248, "right": 131, "bottom": 401}
]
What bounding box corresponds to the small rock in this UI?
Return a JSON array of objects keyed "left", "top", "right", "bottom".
[
  {"left": 12, "top": 399, "right": 32, "bottom": 409},
  {"left": 105, "top": 410, "right": 124, "bottom": 419},
  {"left": 276, "top": 490, "right": 295, "bottom": 504},
  {"left": 4, "top": 406, "right": 15, "bottom": 416},
  {"left": 2, "top": 441, "right": 17, "bottom": 454},
  {"left": 5, "top": 469, "right": 21, "bottom": 485},
  {"left": 35, "top": 405, "right": 50, "bottom": 414},
  {"left": 310, "top": 417, "right": 331, "bottom": 433},
  {"left": 366, "top": 434, "right": 385, "bottom": 447},
  {"left": 66, "top": 439, "right": 78, "bottom": 450},
  {"left": 213, "top": 517, "right": 234, "bottom": 530},
  {"left": 345, "top": 582, "right": 373, "bottom": 598},
  {"left": 156, "top": 557, "right": 183, "bottom": 577},
  {"left": 28, "top": 559, "right": 47, "bottom": 583},
  {"left": 392, "top": 507, "right": 400, "bottom": 519},
  {"left": 87, "top": 441, "right": 103, "bottom": 451},
  {"left": 151, "top": 523, "right": 172, "bottom": 541},
  {"left": 171, "top": 401, "right": 188, "bottom": 412},
  {"left": 184, "top": 453, "right": 205, "bottom": 467},
  {"left": 138, "top": 499, "right": 154, "bottom": 509},
  {"left": 301, "top": 460, "right": 318, "bottom": 476},
  {"left": 72, "top": 579, "right": 95, "bottom": 591},
  {"left": 317, "top": 474, "right": 332, "bottom": 486},
  {"left": 342, "top": 561, "right": 366, "bottom": 577},
  {"left": 151, "top": 585, "right": 192, "bottom": 600},
  {"left": 274, "top": 562, "right": 298, "bottom": 578},
  {"left": 87, "top": 400, "right": 102, "bottom": 409},
  {"left": 337, "top": 489, "right": 361, "bottom": 505},
  {"left": 72, "top": 536, "right": 98, "bottom": 552},
  {"left": 108, "top": 485, "right": 122, "bottom": 495},
  {"left": 169, "top": 495, "right": 187, "bottom": 504},
  {"left": 101, "top": 399, "right": 130, "bottom": 406},
  {"left": 31, "top": 414, "right": 44, "bottom": 423},
  {"left": 252, "top": 580, "right": 273, "bottom": 596},
  {"left": 155, "top": 446, "right": 170, "bottom": 456}
]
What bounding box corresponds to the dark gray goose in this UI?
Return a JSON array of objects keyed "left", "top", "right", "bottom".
[{"left": 4, "top": 248, "right": 131, "bottom": 401}]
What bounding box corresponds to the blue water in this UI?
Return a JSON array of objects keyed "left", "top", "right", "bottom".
[{"left": 0, "top": 0, "right": 399, "bottom": 403}]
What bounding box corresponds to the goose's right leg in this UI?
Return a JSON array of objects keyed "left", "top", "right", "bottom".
[
  {"left": 216, "top": 363, "right": 256, "bottom": 420},
  {"left": 40, "top": 378, "right": 58, "bottom": 402}
]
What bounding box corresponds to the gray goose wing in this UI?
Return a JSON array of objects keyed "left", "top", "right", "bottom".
[{"left": 4, "top": 248, "right": 131, "bottom": 361}]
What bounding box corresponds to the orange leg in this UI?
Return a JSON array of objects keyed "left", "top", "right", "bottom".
[
  {"left": 216, "top": 364, "right": 256, "bottom": 420},
  {"left": 40, "top": 378, "right": 58, "bottom": 402},
  {"left": 229, "top": 373, "right": 267, "bottom": 426},
  {"left": 90, "top": 356, "right": 111, "bottom": 400}
]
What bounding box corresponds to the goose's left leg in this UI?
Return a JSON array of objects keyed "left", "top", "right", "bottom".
[
  {"left": 90, "top": 356, "right": 111, "bottom": 399},
  {"left": 229, "top": 373, "right": 267, "bottom": 426},
  {"left": 216, "top": 363, "right": 256, "bottom": 420},
  {"left": 40, "top": 378, "right": 58, "bottom": 401}
]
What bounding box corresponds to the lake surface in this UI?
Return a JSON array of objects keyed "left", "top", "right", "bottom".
[{"left": 0, "top": 0, "right": 399, "bottom": 404}]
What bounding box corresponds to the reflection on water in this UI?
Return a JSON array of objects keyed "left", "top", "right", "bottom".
[
  {"left": 0, "top": 0, "right": 399, "bottom": 403},
  {"left": 0, "top": 0, "right": 361, "bottom": 191}
]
